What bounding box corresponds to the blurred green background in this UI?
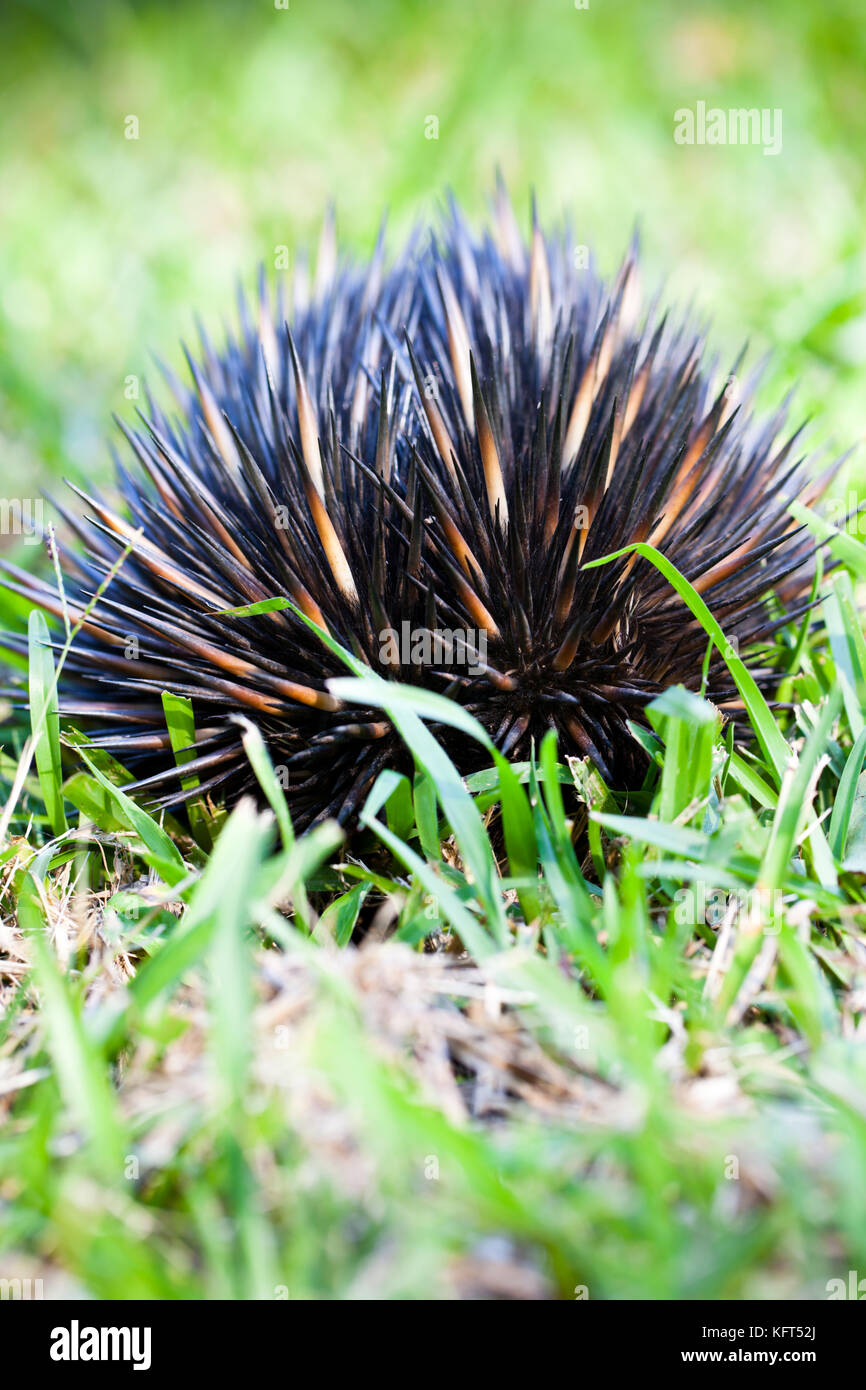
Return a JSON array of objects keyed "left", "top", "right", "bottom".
[{"left": 1, "top": 0, "right": 863, "bottom": 506}]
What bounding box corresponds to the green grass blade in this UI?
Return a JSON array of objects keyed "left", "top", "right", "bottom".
[
  {"left": 330, "top": 676, "right": 509, "bottom": 945},
  {"left": 828, "top": 726, "right": 866, "bottom": 860},
  {"left": 357, "top": 800, "right": 497, "bottom": 960},
  {"left": 27, "top": 610, "right": 67, "bottom": 835},
  {"left": 315, "top": 881, "right": 371, "bottom": 947},
  {"left": 237, "top": 715, "right": 295, "bottom": 853},
  {"left": 162, "top": 690, "right": 212, "bottom": 850},
  {"left": 583, "top": 542, "right": 790, "bottom": 784},
  {"left": 789, "top": 500, "right": 866, "bottom": 580},
  {"left": 18, "top": 871, "right": 123, "bottom": 1178},
  {"left": 75, "top": 743, "right": 187, "bottom": 886},
  {"left": 760, "top": 691, "right": 840, "bottom": 891}
]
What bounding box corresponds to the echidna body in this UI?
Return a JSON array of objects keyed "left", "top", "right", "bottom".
[{"left": 3, "top": 191, "right": 832, "bottom": 827}]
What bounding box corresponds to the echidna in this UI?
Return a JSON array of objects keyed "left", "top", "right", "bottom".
[{"left": 2, "top": 187, "right": 834, "bottom": 830}]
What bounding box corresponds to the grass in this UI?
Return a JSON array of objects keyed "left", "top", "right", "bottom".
[{"left": 2, "top": 521, "right": 866, "bottom": 1300}]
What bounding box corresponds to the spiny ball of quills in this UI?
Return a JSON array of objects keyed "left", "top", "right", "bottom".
[{"left": 2, "top": 188, "right": 835, "bottom": 830}]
